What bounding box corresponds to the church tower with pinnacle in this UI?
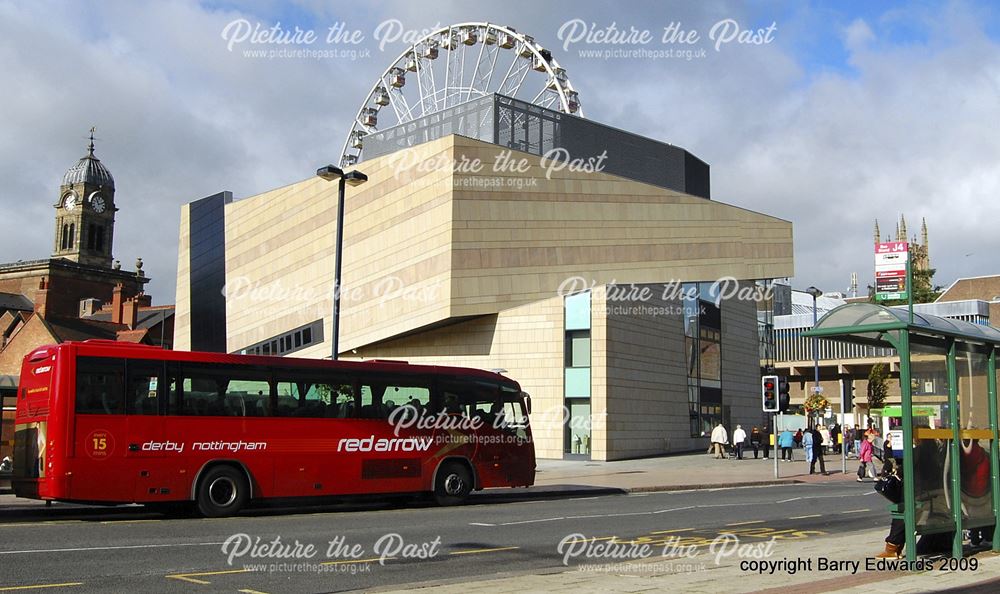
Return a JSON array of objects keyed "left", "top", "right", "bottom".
[{"left": 873, "top": 215, "right": 930, "bottom": 272}]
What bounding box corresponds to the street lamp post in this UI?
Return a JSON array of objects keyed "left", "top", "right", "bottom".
[
  {"left": 806, "top": 286, "right": 821, "bottom": 386},
  {"left": 806, "top": 286, "right": 822, "bottom": 429},
  {"left": 316, "top": 165, "right": 368, "bottom": 360},
  {"left": 806, "top": 285, "right": 843, "bottom": 472}
]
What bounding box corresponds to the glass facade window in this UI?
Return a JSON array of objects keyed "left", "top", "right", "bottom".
[
  {"left": 238, "top": 320, "right": 323, "bottom": 357},
  {"left": 566, "top": 331, "right": 591, "bottom": 368},
  {"left": 564, "top": 291, "right": 592, "bottom": 456},
  {"left": 685, "top": 283, "right": 725, "bottom": 437}
]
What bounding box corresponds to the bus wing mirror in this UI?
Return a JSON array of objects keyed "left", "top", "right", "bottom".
[{"left": 522, "top": 391, "right": 532, "bottom": 415}]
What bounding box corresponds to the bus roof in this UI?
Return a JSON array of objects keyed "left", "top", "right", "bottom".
[{"left": 29, "top": 341, "right": 517, "bottom": 385}]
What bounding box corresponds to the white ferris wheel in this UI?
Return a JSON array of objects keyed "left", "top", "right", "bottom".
[{"left": 340, "top": 22, "right": 583, "bottom": 167}]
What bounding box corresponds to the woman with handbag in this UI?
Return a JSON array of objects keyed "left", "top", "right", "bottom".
[{"left": 857, "top": 433, "right": 878, "bottom": 482}]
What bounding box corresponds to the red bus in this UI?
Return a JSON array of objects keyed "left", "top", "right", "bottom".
[{"left": 12, "top": 340, "right": 534, "bottom": 516}]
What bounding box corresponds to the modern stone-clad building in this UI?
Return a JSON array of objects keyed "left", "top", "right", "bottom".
[{"left": 174, "top": 96, "right": 794, "bottom": 460}]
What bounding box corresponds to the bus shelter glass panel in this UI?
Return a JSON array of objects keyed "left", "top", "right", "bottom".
[
  {"left": 910, "top": 344, "right": 953, "bottom": 533},
  {"left": 956, "top": 349, "right": 993, "bottom": 528}
]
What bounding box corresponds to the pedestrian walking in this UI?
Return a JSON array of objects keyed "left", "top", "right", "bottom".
[
  {"left": 793, "top": 429, "right": 803, "bottom": 448},
  {"left": 778, "top": 428, "right": 794, "bottom": 461},
  {"left": 802, "top": 427, "right": 814, "bottom": 465},
  {"left": 810, "top": 425, "right": 827, "bottom": 475},
  {"left": 831, "top": 423, "right": 842, "bottom": 454},
  {"left": 710, "top": 422, "right": 728, "bottom": 460},
  {"left": 750, "top": 426, "right": 762, "bottom": 459},
  {"left": 819, "top": 426, "right": 831, "bottom": 454},
  {"left": 858, "top": 433, "right": 878, "bottom": 481},
  {"left": 732, "top": 425, "right": 747, "bottom": 460}
]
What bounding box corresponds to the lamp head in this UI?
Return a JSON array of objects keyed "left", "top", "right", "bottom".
[
  {"left": 316, "top": 164, "right": 345, "bottom": 181},
  {"left": 343, "top": 170, "right": 368, "bottom": 187}
]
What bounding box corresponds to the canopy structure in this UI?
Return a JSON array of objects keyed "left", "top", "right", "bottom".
[{"left": 804, "top": 303, "right": 1000, "bottom": 560}]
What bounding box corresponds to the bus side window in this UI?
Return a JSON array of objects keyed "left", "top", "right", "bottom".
[
  {"left": 358, "top": 383, "right": 382, "bottom": 419},
  {"left": 274, "top": 382, "right": 301, "bottom": 417},
  {"left": 75, "top": 357, "right": 125, "bottom": 415},
  {"left": 126, "top": 362, "right": 162, "bottom": 415},
  {"left": 221, "top": 378, "right": 270, "bottom": 417},
  {"left": 440, "top": 378, "right": 500, "bottom": 423},
  {"left": 358, "top": 378, "right": 431, "bottom": 420}
]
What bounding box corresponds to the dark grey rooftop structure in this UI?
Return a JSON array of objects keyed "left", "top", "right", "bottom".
[
  {"left": 62, "top": 137, "right": 115, "bottom": 189},
  {"left": 361, "top": 93, "right": 710, "bottom": 199}
]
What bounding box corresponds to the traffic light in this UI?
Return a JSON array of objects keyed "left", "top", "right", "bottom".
[
  {"left": 761, "top": 375, "right": 779, "bottom": 412},
  {"left": 778, "top": 377, "right": 791, "bottom": 412}
]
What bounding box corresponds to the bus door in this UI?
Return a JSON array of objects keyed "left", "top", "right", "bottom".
[
  {"left": 71, "top": 356, "right": 132, "bottom": 501},
  {"left": 334, "top": 376, "right": 433, "bottom": 495},
  {"left": 124, "top": 360, "right": 173, "bottom": 502},
  {"left": 498, "top": 385, "right": 534, "bottom": 486},
  {"left": 274, "top": 374, "right": 356, "bottom": 497}
]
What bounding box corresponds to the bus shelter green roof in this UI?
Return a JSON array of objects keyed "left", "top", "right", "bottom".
[{"left": 802, "top": 302, "right": 1000, "bottom": 349}]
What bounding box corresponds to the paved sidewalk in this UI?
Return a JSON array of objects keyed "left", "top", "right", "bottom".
[
  {"left": 531, "top": 450, "right": 858, "bottom": 492},
  {"left": 375, "top": 528, "right": 1000, "bottom": 593},
  {"left": 0, "top": 450, "right": 863, "bottom": 508}
]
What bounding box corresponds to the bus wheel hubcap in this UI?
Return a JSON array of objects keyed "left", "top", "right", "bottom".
[
  {"left": 208, "top": 477, "right": 237, "bottom": 507},
  {"left": 444, "top": 473, "right": 464, "bottom": 495}
]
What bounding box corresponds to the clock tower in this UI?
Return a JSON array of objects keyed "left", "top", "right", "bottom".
[{"left": 53, "top": 129, "right": 117, "bottom": 268}]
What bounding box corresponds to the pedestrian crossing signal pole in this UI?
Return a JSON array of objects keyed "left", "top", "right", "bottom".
[
  {"left": 774, "top": 412, "right": 780, "bottom": 479},
  {"left": 762, "top": 375, "right": 780, "bottom": 478}
]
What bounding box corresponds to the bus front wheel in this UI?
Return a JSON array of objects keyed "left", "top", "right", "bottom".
[
  {"left": 434, "top": 462, "right": 473, "bottom": 506},
  {"left": 196, "top": 465, "right": 249, "bottom": 518}
]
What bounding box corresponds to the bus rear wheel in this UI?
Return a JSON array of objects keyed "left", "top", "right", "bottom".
[
  {"left": 196, "top": 466, "right": 249, "bottom": 518},
  {"left": 434, "top": 461, "right": 473, "bottom": 506}
]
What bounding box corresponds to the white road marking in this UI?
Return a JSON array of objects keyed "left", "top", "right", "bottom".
[
  {"left": 0, "top": 542, "right": 224, "bottom": 555},
  {"left": 483, "top": 489, "right": 872, "bottom": 526}
]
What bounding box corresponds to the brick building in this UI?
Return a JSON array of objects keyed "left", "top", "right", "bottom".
[{"left": 0, "top": 133, "right": 173, "bottom": 464}]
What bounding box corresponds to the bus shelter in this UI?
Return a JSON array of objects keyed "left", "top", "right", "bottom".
[{"left": 803, "top": 303, "right": 1000, "bottom": 561}]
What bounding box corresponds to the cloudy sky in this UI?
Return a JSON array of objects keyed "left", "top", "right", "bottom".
[{"left": 1, "top": 0, "right": 998, "bottom": 303}]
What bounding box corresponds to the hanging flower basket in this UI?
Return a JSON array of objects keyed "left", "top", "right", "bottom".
[{"left": 804, "top": 393, "right": 831, "bottom": 413}]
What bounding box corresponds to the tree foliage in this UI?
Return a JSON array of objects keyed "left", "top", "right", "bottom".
[
  {"left": 867, "top": 363, "right": 889, "bottom": 410},
  {"left": 878, "top": 268, "right": 942, "bottom": 306}
]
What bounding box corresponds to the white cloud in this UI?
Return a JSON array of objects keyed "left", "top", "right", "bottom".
[
  {"left": 0, "top": 0, "right": 997, "bottom": 308},
  {"left": 843, "top": 18, "right": 874, "bottom": 52}
]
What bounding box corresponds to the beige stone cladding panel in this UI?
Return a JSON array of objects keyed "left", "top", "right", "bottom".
[
  {"left": 338, "top": 137, "right": 456, "bottom": 352},
  {"left": 600, "top": 284, "right": 692, "bottom": 460},
  {"left": 448, "top": 136, "right": 794, "bottom": 319},
  {"left": 217, "top": 137, "right": 457, "bottom": 355},
  {"left": 173, "top": 205, "right": 191, "bottom": 351},
  {"left": 721, "top": 283, "right": 767, "bottom": 434},
  {"left": 224, "top": 177, "right": 336, "bottom": 353},
  {"left": 340, "top": 295, "right": 565, "bottom": 459}
]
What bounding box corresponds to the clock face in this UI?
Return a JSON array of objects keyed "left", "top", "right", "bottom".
[
  {"left": 91, "top": 195, "right": 107, "bottom": 214},
  {"left": 64, "top": 194, "right": 78, "bottom": 211}
]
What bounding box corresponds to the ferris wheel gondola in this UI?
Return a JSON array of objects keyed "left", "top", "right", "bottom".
[{"left": 339, "top": 22, "right": 583, "bottom": 167}]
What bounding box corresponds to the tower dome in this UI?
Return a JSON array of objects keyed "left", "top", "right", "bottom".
[{"left": 62, "top": 132, "right": 114, "bottom": 189}]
